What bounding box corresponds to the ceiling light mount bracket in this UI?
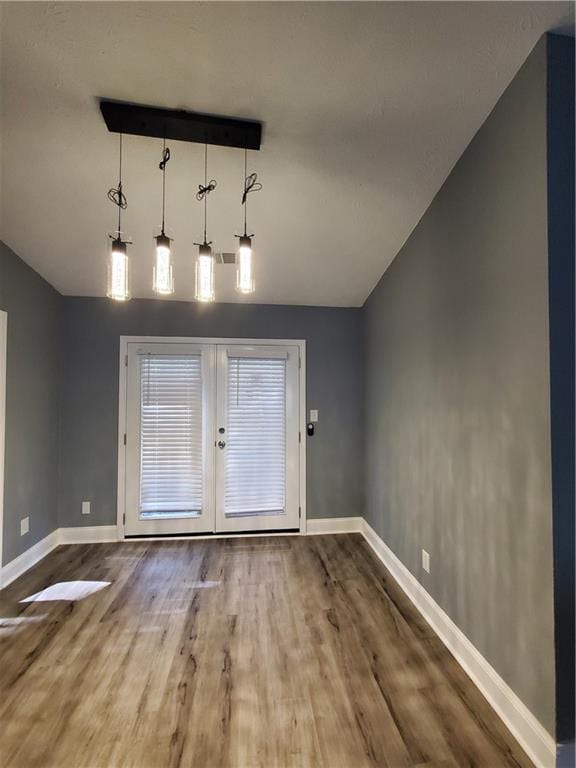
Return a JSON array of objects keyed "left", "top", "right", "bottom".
[{"left": 99, "top": 100, "right": 262, "bottom": 150}]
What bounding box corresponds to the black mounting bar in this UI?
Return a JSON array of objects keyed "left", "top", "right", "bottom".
[{"left": 99, "top": 100, "right": 262, "bottom": 150}]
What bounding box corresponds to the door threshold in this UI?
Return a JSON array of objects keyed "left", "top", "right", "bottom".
[{"left": 123, "top": 528, "right": 301, "bottom": 542}]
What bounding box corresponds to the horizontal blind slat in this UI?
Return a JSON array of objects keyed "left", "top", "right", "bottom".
[
  {"left": 140, "top": 354, "right": 203, "bottom": 515},
  {"left": 224, "top": 357, "right": 286, "bottom": 518}
]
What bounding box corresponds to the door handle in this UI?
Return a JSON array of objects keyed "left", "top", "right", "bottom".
[{"left": 217, "top": 440, "right": 226, "bottom": 449}]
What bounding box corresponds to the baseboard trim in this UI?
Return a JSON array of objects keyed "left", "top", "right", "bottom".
[
  {"left": 361, "top": 519, "right": 556, "bottom": 768},
  {"left": 1, "top": 520, "right": 359, "bottom": 588},
  {"left": 59, "top": 526, "right": 119, "bottom": 544},
  {"left": 306, "top": 517, "right": 363, "bottom": 534},
  {"left": 0, "top": 526, "right": 118, "bottom": 588},
  {"left": 0, "top": 529, "right": 61, "bottom": 589}
]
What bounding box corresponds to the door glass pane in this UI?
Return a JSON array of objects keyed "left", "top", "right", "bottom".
[
  {"left": 225, "top": 356, "right": 286, "bottom": 517},
  {"left": 140, "top": 354, "right": 203, "bottom": 518}
]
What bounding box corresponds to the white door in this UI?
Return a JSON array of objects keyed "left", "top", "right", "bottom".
[
  {"left": 124, "top": 342, "right": 216, "bottom": 535},
  {"left": 123, "top": 340, "right": 301, "bottom": 536},
  {"left": 215, "top": 345, "right": 300, "bottom": 532}
]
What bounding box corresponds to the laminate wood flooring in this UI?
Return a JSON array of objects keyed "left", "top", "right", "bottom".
[{"left": 0, "top": 535, "right": 534, "bottom": 768}]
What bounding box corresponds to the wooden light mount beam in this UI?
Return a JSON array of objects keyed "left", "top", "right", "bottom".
[{"left": 99, "top": 100, "right": 262, "bottom": 151}]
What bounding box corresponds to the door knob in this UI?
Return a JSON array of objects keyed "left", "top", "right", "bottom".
[{"left": 217, "top": 440, "right": 226, "bottom": 449}]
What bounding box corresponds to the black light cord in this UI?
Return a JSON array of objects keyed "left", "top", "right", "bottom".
[
  {"left": 196, "top": 179, "right": 217, "bottom": 201},
  {"left": 196, "top": 144, "right": 217, "bottom": 243},
  {"left": 159, "top": 141, "right": 171, "bottom": 234},
  {"left": 107, "top": 132, "right": 127, "bottom": 236},
  {"left": 241, "top": 149, "right": 262, "bottom": 235},
  {"left": 159, "top": 143, "right": 171, "bottom": 171}
]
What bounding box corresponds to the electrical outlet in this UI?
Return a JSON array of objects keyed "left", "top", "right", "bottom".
[
  {"left": 82, "top": 501, "right": 91, "bottom": 516},
  {"left": 310, "top": 409, "right": 319, "bottom": 423},
  {"left": 422, "top": 549, "right": 430, "bottom": 574},
  {"left": 20, "top": 517, "right": 29, "bottom": 536}
]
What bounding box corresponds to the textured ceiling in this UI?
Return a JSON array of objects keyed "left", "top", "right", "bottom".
[{"left": 1, "top": 2, "right": 573, "bottom": 306}]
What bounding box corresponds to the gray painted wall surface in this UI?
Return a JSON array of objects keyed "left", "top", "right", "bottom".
[
  {"left": 363, "top": 40, "right": 555, "bottom": 732},
  {"left": 546, "top": 34, "right": 575, "bottom": 761},
  {"left": 59, "top": 298, "right": 364, "bottom": 527},
  {"left": 0, "top": 241, "right": 61, "bottom": 565}
]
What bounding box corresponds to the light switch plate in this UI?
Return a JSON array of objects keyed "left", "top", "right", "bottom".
[
  {"left": 21, "top": 517, "right": 29, "bottom": 536},
  {"left": 310, "top": 409, "right": 319, "bottom": 423},
  {"left": 422, "top": 549, "right": 430, "bottom": 573},
  {"left": 82, "top": 501, "right": 91, "bottom": 516}
]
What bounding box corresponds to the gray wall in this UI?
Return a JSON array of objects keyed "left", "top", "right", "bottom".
[
  {"left": 0, "top": 241, "right": 61, "bottom": 565},
  {"left": 59, "top": 297, "right": 364, "bottom": 527},
  {"left": 546, "top": 34, "right": 575, "bottom": 762},
  {"left": 363, "top": 38, "right": 555, "bottom": 733}
]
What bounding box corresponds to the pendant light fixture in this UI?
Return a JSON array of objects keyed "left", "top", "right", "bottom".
[
  {"left": 106, "top": 133, "right": 131, "bottom": 301},
  {"left": 194, "top": 145, "right": 217, "bottom": 303},
  {"left": 153, "top": 140, "right": 175, "bottom": 295},
  {"left": 235, "top": 149, "right": 261, "bottom": 294}
]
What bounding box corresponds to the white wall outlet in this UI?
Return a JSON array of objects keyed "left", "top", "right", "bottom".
[
  {"left": 20, "top": 517, "right": 29, "bottom": 536},
  {"left": 81, "top": 501, "right": 91, "bottom": 516},
  {"left": 310, "top": 409, "right": 319, "bottom": 423},
  {"left": 422, "top": 549, "right": 430, "bottom": 574}
]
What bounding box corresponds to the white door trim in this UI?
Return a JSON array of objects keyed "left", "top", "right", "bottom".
[
  {"left": 0, "top": 311, "right": 7, "bottom": 578},
  {"left": 116, "top": 335, "right": 307, "bottom": 539}
]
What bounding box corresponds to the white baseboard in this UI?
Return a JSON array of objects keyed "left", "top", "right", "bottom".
[
  {"left": 0, "top": 526, "right": 119, "bottom": 588},
  {"left": 0, "top": 516, "right": 558, "bottom": 768},
  {"left": 59, "top": 525, "right": 119, "bottom": 544},
  {"left": 0, "top": 519, "right": 361, "bottom": 587},
  {"left": 0, "top": 529, "right": 61, "bottom": 589},
  {"left": 361, "top": 519, "right": 556, "bottom": 768},
  {"left": 306, "top": 516, "right": 363, "bottom": 534}
]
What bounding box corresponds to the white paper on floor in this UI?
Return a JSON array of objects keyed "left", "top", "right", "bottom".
[{"left": 20, "top": 580, "right": 111, "bottom": 603}]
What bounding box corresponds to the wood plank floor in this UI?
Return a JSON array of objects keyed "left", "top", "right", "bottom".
[{"left": 0, "top": 534, "right": 533, "bottom": 768}]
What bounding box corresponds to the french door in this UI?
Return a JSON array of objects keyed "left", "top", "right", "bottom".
[
  {"left": 123, "top": 340, "right": 301, "bottom": 536},
  {"left": 215, "top": 345, "right": 300, "bottom": 532}
]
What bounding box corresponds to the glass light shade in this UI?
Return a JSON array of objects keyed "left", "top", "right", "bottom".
[
  {"left": 107, "top": 239, "right": 130, "bottom": 301},
  {"left": 236, "top": 236, "right": 255, "bottom": 294},
  {"left": 153, "top": 234, "right": 174, "bottom": 295},
  {"left": 195, "top": 244, "right": 215, "bottom": 302}
]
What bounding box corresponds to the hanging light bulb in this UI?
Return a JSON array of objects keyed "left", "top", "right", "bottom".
[
  {"left": 108, "top": 238, "right": 130, "bottom": 301},
  {"left": 237, "top": 235, "right": 254, "bottom": 294},
  {"left": 106, "top": 133, "right": 131, "bottom": 301},
  {"left": 235, "top": 150, "right": 261, "bottom": 295},
  {"left": 153, "top": 233, "right": 173, "bottom": 295},
  {"left": 153, "top": 141, "right": 174, "bottom": 295},
  {"left": 194, "top": 144, "right": 217, "bottom": 303},
  {"left": 195, "top": 242, "right": 215, "bottom": 302}
]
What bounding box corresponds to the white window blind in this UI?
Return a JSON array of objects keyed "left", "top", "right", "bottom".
[
  {"left": 225, "top": 356, "right": 286, "bottom": 517},
  {"left": 139, "top": 354, "right": 203, "bottom": 517}
]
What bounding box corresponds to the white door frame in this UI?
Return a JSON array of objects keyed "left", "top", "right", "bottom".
[
  {"left": 0, "top": 311, "right": 7, "bottom": 576},
  {"left": 117, "top": 335, "right": 307, "bottom": 540}
]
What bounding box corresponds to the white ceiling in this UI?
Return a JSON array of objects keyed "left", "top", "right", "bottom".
[{"left": 1, "top": 2, "right": 573, "bottom": 307}]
